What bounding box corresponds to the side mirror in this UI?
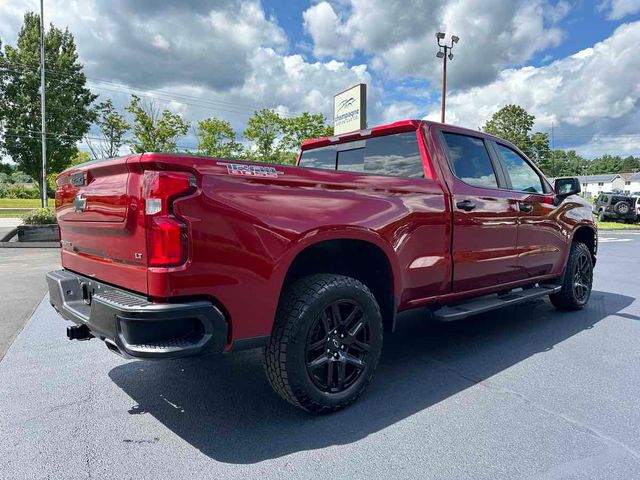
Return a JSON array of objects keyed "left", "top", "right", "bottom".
[{"left": 553, "top": 177, "right": 581, "bottom": 205}]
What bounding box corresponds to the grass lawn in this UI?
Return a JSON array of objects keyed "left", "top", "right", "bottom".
[
  {"left": 0, "top": 198, "right": 52, "bottom": 217},
  {"left": 597, "top": 221, "right": 640, "bottom": 230},
  {"left": 0, "top": 198, "right": 51, "bottom": 208}
]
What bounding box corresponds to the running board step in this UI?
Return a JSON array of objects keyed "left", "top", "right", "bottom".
[{"left": 433, "top": 284, "right": 562, "bottom": 322}]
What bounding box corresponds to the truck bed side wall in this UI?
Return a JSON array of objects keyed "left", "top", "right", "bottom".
[{"left": 141, "top": 154, "right": 451, "bottom": 346}]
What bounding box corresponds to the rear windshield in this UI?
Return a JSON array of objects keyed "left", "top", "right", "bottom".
[{"left": 299, "top": 132, "right": 424, "bottom": 178}]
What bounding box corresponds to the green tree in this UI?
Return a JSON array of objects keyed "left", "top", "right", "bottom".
[
  {"left": 482, "top": 105, "right": 537, "bottom": 158},
  {"left": 585, "top": 155, "right": 625, "bottom": 175},
  {"left": 243, "top": 109, "right": 285, "bottom": 163},
  {"left": 87, "top": 99, "right": 129, "bottom": 159},
  {"left": 279, "top": 112, "right": 333, "bottom": 164},
  {"left": 69, "top": 149, "right": 90, "bottom": 167},
  {"left": 281, "top": 112, "right": 332, "bottom": 152},
  {"left": 243, "top": 110, "right": 332, "bottom": 164},
  {"left": 538, "top": 150, "right": 586, "bottom": 178},
  {"left": 195, "top": 117, "right": 243, "bottom": 158},
  {"left": 0, "top": 162, "right": 14, "bottom": 175},
  {"left": 530, "top": 132, "right": 551, "bottom": 164},
  {"left": 125, "top": 95, "right": 189, "bottom": 153},
  {"left": 621, "top": 156, "right": 640, "bottom": 173},
  {"left": 0, "top": 13, "right": 96, "bottom": 196}
]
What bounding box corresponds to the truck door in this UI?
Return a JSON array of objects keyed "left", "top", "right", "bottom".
[
  {"left": 437, "top": 131, "right": 522, "bottom": 292},
  {"left": 490, "top": 142, "right": 565, "bottom": 278}
]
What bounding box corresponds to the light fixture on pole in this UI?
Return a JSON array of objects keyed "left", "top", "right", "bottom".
[{"left": 435, "top": 32, "right": 459, "bottom": 124}]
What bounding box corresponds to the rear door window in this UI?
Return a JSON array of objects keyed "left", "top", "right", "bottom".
[{"left": 441, "top": 132, "right": 499, "bottom": 188}]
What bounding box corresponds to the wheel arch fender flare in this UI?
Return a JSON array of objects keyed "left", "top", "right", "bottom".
[{"left": 274, "top": 226, "right": 402, "bottom": 310}]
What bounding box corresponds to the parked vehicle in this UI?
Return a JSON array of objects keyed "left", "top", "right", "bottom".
[
  {"left": 47, "top": 120, "right": 596, "bottom": 413},
  {"left": 593, "top": 193, "right": 638, "bottom": 223},
  {"left": 632, "top": 192, "right": 640, "bottom": 219}
]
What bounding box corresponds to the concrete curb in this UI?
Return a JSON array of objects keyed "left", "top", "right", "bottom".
[
  {"left": 0, "top": 241, "right": 60, "bottom": 248},
  {"left": 0, "top": 228, "right": 17, "bottom": 242}
]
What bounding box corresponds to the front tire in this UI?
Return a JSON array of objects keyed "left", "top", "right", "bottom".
[
  {"left": 264, "top": 274, "right": 383, "bottom": 413},
  {"left": 549, "top": 242, "right": 593, "bottom": 310}
]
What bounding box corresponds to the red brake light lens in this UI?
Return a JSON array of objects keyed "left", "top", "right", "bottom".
[
  {"left": 147, "top": 216, "right": 186, "bottom": 266},
  {"left": 143, "top": 171, "right": 196, "bottom": 267}
]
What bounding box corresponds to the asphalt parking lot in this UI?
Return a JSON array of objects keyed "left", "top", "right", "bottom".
[
  {"left": 1, "top": 232, "right": 639, "bottom": 479},
  {"left": 0, "top": 246, "right": 61, "bottom": 359}
]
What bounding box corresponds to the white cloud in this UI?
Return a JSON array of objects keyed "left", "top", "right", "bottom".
[
  {"left": 303, "top": 2, "right": 353, "bottom": 59},
  {"left": 381, "top": 101, "right": 423, "bottom": 124},
  {"left": 151, "top": 34, "right": 170, "bottom": 50},
  {"left": 0, "top": 0, "right": 380, "bottom": 138},
  {"left": 303, "top": 0, "right": 569, "bottom": 89},
  {"left": 237, "top": 48, "right": 375, "bottom": 120},
  {"left": 598, "top": 0, "right": 640, "bottom": 20},
  {"left": 424, "top": 21, "right": 640, "bottom": 157},
  {"left": 573, "top": 133, "right": 640, "bottom": 158},
  {"left": 0, "top": 0, "right": 287, "bottom": 91}
]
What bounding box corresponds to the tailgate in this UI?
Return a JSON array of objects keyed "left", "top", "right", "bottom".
[{"left": 56, "top": 155, "right": 149, "bottom": 294}]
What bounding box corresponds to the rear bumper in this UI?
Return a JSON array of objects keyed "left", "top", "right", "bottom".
[{"left": 46, "top": 269, "right": 227, "bottom": 359}]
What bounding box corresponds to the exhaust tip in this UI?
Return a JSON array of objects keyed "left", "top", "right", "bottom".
[{"left": 104, "top": 339, "right": 124, "bottom": 357}]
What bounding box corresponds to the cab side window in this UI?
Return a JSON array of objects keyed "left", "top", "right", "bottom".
[
  {"left": 495, "top": 144, "right": 545, "bottom": 193},
  {"left": 442, "top": 132, "right": 499, "bottom": 188}
]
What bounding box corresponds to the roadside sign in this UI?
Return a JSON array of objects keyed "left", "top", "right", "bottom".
[{"left": 333, "top": 83, "right": 367, "bottom": 135}]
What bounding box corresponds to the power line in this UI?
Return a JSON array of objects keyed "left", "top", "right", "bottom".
[
  {"left": 0, "top": 63, "right": 303, "bottom": 118},
  {"left": 2, "top": 130, "right": 199, "bottom": 151}
]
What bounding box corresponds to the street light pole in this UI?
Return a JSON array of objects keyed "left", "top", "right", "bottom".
[
  {"left": 435, "top": 32, "right": 459, "bottom": 124},
  {"left": 39, "top": 0, "right": 47, "bottom": 208}
]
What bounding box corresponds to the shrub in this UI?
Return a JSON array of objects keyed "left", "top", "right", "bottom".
[
  {"left": 10, "top": 171, "right": 33, "bottom": 183},
  {"left": 22, "top": 207, "right": 57, "bottom": 225},
  {"left": 0, "top": 183, "right": 40, "bottom": 199}
]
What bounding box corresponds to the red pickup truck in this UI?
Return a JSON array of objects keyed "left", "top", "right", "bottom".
[{"left": 47, "top": 120, "right": 596, "bottom": 413}]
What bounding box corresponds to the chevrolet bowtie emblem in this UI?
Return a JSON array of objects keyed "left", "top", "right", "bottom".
[{"left": 73, "top": 194, "right": 87, "bottom": 212}]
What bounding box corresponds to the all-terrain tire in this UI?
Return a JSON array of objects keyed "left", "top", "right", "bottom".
[
  {"left": 264, "top": 274, "right": 383, "bottom": 413},
  {"left": 549, "top": 242, "right": 593, "bottom": 311}
]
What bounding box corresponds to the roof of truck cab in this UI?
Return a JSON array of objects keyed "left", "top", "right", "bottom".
[{"left": 301, "top": 119, "right": 505, "bottom": 150}]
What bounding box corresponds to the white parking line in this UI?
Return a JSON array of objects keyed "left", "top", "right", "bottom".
[{"left": 599, "top": 237, "right": 633, "bottom": 243}]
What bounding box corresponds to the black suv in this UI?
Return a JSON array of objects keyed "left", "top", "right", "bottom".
[{"left": 594, "top": 193, "right": 638, "bottom": 223}]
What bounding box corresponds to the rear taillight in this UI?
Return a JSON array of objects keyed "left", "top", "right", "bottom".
[{"left": 143, "top": 171, "right": 196, "bottom": 267}]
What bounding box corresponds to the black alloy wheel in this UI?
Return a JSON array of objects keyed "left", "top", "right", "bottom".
[
  {"left": 305, "top": 300, "right": 371, "bottom": 394},
  {"left": 572, "top": 251, "right": 592, "bottom": 303}
]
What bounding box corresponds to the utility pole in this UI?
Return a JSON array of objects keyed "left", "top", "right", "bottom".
[
  {"left": 39, "top": 0, "right": 47, "bottom": 208},
  {"left": 435, "top": 32, "right": 459, "bottom": 124}
]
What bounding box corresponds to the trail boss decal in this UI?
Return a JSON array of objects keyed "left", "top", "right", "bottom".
[{"left": 220, "top": 163, "right": 283, "bottom": 178}]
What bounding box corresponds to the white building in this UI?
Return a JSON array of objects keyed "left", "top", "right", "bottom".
[
  {"left": 562, "top": 173, "right": 640, "bottom": 197},
  {"left": 622, "top": 172, "right": 640, "bottom": 195}
]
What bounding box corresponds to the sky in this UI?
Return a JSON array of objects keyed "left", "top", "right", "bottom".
[{"left": 1, "top": 0, "right": 640, "bottom": 159}]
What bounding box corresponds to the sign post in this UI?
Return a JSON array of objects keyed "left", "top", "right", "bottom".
[{"left": 333, "top": 84, "right": 367, "bottom": 135}]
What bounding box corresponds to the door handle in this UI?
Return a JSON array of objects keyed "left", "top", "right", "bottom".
[
  {"left": 456, "top": 200, "right": 476, "bottom": 211},
  {"left": 519, "top": 203, "right": 533, "bottom": 213}
]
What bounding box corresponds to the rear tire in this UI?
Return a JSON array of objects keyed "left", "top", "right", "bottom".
[
  {"left": 264, "top": 274, "right": 383, "bottom": 413},
  {"left": 549, "top": 242, "right": 593, "bottom": 311}
]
